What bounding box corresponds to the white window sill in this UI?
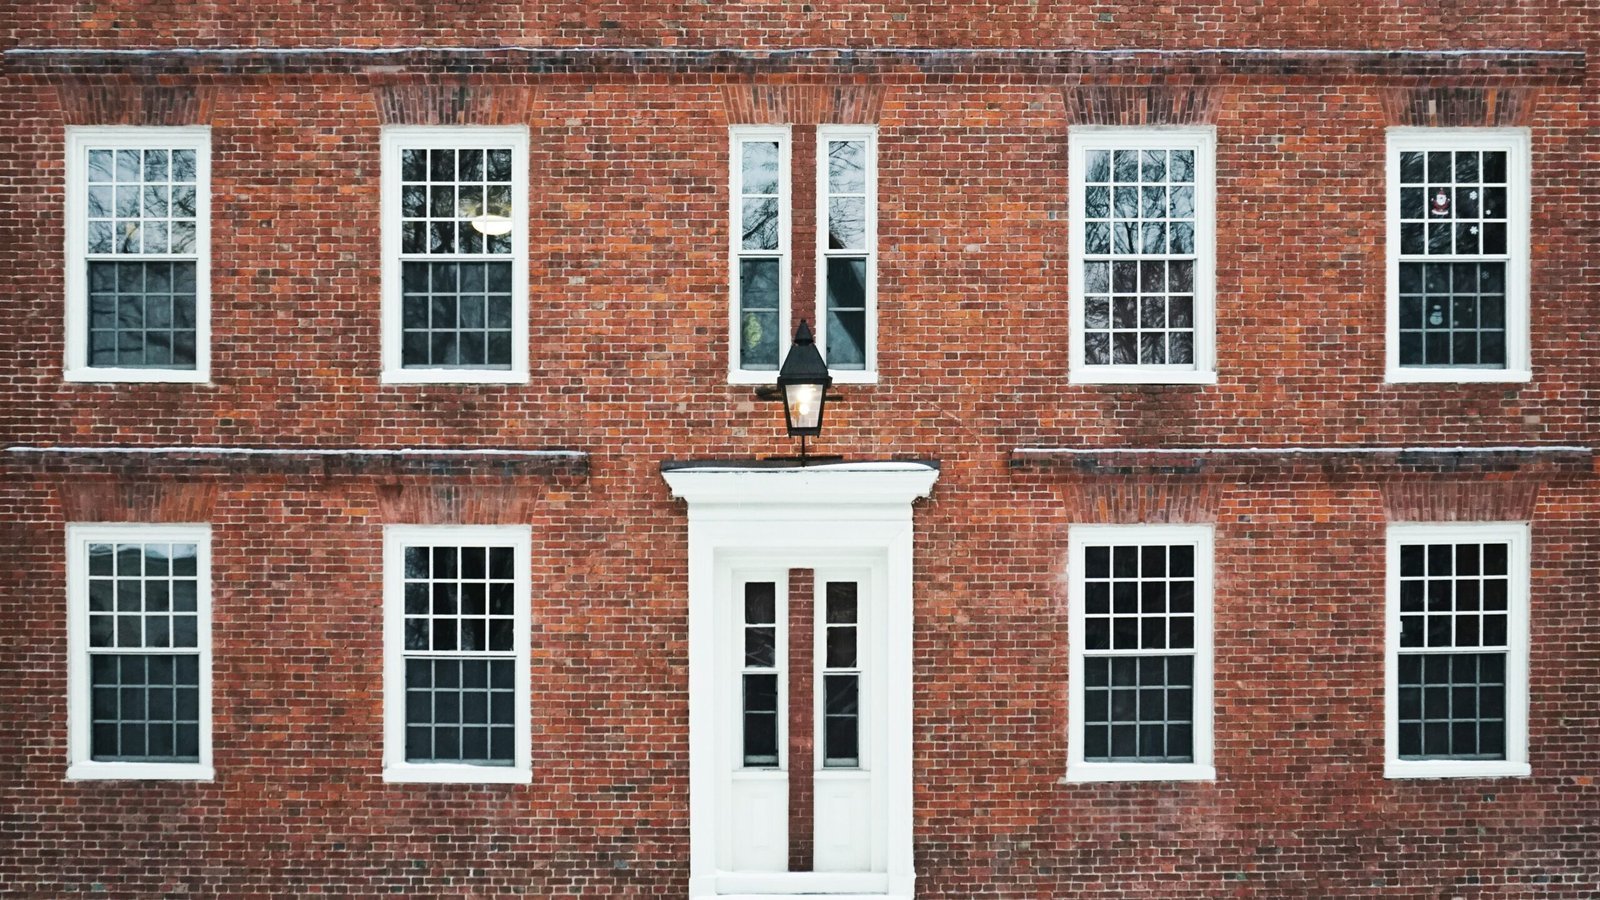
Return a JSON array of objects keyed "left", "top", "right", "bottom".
[
  {"left": 382, "top": 763, "right": 531, "bottom": 784},
  {"left": 68, "top": 761, "right": 214, "bottom": 781},
  {"left": 1385, "top": 367, "right": 1532, "bottom": 385},
  {"left": 381, "top": 369, "right": 528, "bottom": 386},
  {"left": 1061, "top": 762, "right": 1216, "bottom": 783},
  {"left": 1385, "top": 760, "right": 1530, "bottom": 780},
  {"left": 65, "top": 367, "right": 209, "bottom": 384},
  {"left": 1070, "top": 367, "right": 1218, "bottom": 386}
]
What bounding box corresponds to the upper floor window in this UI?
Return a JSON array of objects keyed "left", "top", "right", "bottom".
[
  {"left": 1067, "top": 524, "right": 1215, "bottom": 782},
  {"left": 1386, "top": 523, "right": 1530, "bottom": 778},
  {"left": 1387, "top": 129, "right": 1530, "bottom": 382},
  {"left": 1069, "top": 127, "right": 1216, "bottom": 384},
  {"left": 381, "top": 127, "right": 529, "bottom": 384},
  {"left": 66, "top": 524, "right": 213, "bottom": 780},
  {"left": 65, "top": 127, "right": 210, "bottom": 383},
  {"left": 729, "top": 125, "right": 878, "bottom": 384},
  {"left": 383, "top": 525, "right": 531, "bottom": 783},
  {"left": 817, "top": 126, "right": 878, "bottom": 380},
  {"left": 729, "top": 126, "right": 792, "bottom": 382}
]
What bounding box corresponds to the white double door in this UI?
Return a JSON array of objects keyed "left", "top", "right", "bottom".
[{"left": 720, "top": 562, "right": 887, "bottom": 877}]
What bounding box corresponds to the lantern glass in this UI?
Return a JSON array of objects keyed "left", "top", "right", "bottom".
[{"left": 784, "top": 382, "right": 825, "bottom": 432}]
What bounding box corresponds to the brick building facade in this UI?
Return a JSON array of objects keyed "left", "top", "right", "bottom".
[{"left": 3, "top": 3, "right": 1599, "bottom": 897}]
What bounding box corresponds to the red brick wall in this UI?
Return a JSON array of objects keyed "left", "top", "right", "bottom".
[{"left": 2, "top": 5, "right": 1599, "bottom": 896}]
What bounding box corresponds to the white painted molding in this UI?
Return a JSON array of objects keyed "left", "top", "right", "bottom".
[{"left": 663, "top": 463, "right": 939, "bottom": 512}]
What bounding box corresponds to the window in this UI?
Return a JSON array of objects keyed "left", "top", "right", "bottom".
[
  {"left": 383, "top": 525, "right": 531, "bottom": 783},
  {"left": 740, "top": 580, "right": 782, "bottom": 767},
  {"left": 65, "top": 127, "right": 210, "bottom": 382},
  {"left": 66, "top": 524, "right": 212, "bottom": 780},
  {"left": 729, "top": 126, "right": 792, "bottom": 382},
  {"left": 1387, "top": 129, "right": 1530, "bottom": 382},
  {"left": 381, "top": 127, "right": 529, "bottom": 383},
  {"left": 820, "top": 580, "right": 861, "bottom": 768},
  {"left": 816, "top": 126, "right": 877, "bottom": 380},
  {"left": 1067, "top": 524, "right": 1214, "bottom": 781},
  {"left": 1386, "top": 523, "right": 1530, "bottom": 778},
  {"left": 1069, "top": 127, "right": 1216, "bottom": 384}
]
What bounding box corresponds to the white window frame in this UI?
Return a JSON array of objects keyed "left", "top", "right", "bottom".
[
  {"left": 1068, "top": 126, "right": 1217, "bottom": 385},
  {"left": 728, "top": 125, "right": 793, "bottom": 385},
  {"left": 382, "top": 524, "right": 532, "bottom": 784},
  {"left": 1385, "top": 128, "right": 1532, "bottom": 383},
  {"left": 1385, "top": 522, "right": 1531, "bottom": 779},
  {"left": 380, "top": 126, "right": 530, "bottom": 385},
  {"left": 65, "top": 523, "right": 214, "bottom": 780},
  {"left": 1065, "top": 523, "right": 1215, "bottom": 782},
  {"left": 64, "top": 127, "right": 212, "bottom": 383},
  {"left": 815, "top": 125, "right": 878, "bottom": 383}
]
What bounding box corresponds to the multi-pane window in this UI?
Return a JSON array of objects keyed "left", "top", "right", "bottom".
[
  {"left": 65, "top": 128, "right": 209, "bottom": 382},
  {"left": 382, "top": 127, "right": 528, "bottom": 383},
  {"left": 821, "top": 581, "right": 861, "bottom": 768},
  {"left": 67, "top": 525, "right": 211, "bottom": 779},
  {"left": 1070, "top": 128, "right": 1215, "bottom": 384},
  {"left": 1387, "top": 524, "right": 1529, "bottom": 778},
  {"left": 741, "top": 581, "right": 781, "bottom": 768},
  {"left": 730, "top": 127, "right": 791, "bottom": 378},
  {"left": 384, "top": 526, "right": 530, "bottom": 783},
  {"left": 1068, "top": 525, "right": 1214, "bottom": 781},
  {"left": 817, "top": 127, "right": 876, "bottom": 376},
  {"left": 1388, "top": 130, "right": 1529, "bottom": 381}
]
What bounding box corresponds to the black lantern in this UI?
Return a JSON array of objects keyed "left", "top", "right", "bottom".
[{"left": 775, "top": 320, "right": 833, "bottom": 462}]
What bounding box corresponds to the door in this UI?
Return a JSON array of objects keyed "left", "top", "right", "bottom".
[{"left": 722, "top": 564, "right": 884, "bottom": 877}]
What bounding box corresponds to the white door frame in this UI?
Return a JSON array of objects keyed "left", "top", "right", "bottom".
[{"left": 662, "top": 462, "right": 940, "bottom": 900}]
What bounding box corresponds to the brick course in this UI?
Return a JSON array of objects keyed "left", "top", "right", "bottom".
[{"left": 3, "top": 3, "right": 1599, "bottom": 896}]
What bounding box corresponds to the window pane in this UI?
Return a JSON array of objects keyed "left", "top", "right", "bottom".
[
  {"left": 399, "top": 262, "right": 514, "bottom": 369},
  {"left": 402, "top": 658, "right": 516, "bottom": 766},
  {"left": 1080, "top": 142, "right": 1199, "bottom": 369},
  {"left": 739, "top": 258, "right": 781, "bottom": 370},
  {"left": 85, "top": 262, "right": 198, "bottom": 370},
  {"left": 741, "top": 141, "right": 779, "bottom": 195},
  {"left": 88, "top": 652, "right": 201, "bottom": 763},
  {"left": 1396, "top": 651, "right": 1507, "bottom": 760},
  {"left": 825, "top": 258, "right": 868, "bottom": 370}
]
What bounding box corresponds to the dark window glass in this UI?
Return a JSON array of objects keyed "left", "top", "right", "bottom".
[
  {"left": 1396, "top": 540, "right": 1511, "bottom": 761},
  {"left": 87, "top": 261, "right": 198, "bottom": 369},
  {"left": 1080, "top": 542, "right": 1199, "bottom": 763}
]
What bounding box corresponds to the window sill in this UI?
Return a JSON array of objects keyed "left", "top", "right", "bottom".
[
  {"left": 1385, "top": 368, "right": 1532, "bottom": 385},
  {"left": 382, "top": 763, "right": 531, "bottom": 784},
  {"left": 1069, "top": 368, "right": 1217, "bottom": 386},
  {"left": 381, "top": 369, "right": 528, "bottom": 386},
  {"left": 1385, "top": 760, "right": 1530, "bottom": 780},
  {"left": 1061, "top": 762, "right": 1216, "bottom": 783},
  {"left": 65, "top": 367, "right": 209, "bottom": 384},
  {"left": 68, "top": 761, "right": 214, "bottom": 781}
]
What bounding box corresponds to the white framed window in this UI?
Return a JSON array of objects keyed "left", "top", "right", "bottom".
[
  {"left": 64, "top": 127, "right": 211, "bottom": 383},
  {"left": 1386, "top": 523, "right": 1530, "bottom": 779},
  {"left": 1386, "top": 129, "right": 1531, "bottom": 382},
  {"left": 380, "top": 127, "right": 529, "bottom": 384},
  {"left": 729, "top": 126, "right": 792, "bottom": 384},
  {"left": 1068, "top": 127, "right": 1216, "bottom": 384},
  {"left": 65, "top": 524, "right": 213, "bottom": 780},
  {"left": 816, "top": 126, "right": 877, "bottom": 382},
  {"left": 383, "top": 525, "right": 531, "bottom": 783},
  {"left": 1066, "top": 524, "right": 1215, "bottom": 782}
]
